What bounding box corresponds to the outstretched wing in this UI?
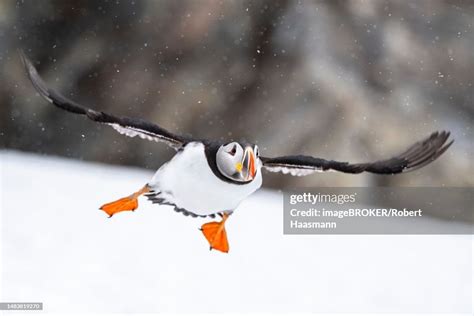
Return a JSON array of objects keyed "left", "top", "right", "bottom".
[
  {"left": 261, "top": 131, "right": 453, "bottom": 176},
  {"left": 20, "top": 51, "right": 189, "bottom": 149}
]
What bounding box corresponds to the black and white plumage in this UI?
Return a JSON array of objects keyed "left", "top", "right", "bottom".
[
  {"left": 21, "top": 52, "right": 453, "bottom": 218},
  {"left": 260, "top": 130, "right": 453, "bottom": 176},
  {"left": 21, "top": 52, "right": 188, "bottom": 149}
]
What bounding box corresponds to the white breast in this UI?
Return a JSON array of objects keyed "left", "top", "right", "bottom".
[{"left": 148, "top": 142, "right": 263, "bottom": 216}]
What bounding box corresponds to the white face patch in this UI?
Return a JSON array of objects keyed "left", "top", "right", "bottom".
[{"left": 216, "top": 142, "right": 258, "bottom": 183}]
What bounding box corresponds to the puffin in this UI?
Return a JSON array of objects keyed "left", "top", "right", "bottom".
[{"left": 21, "top": 52, "right": 454, "bottom": 253}]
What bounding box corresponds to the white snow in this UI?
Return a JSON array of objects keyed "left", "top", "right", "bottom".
[{"left": 0, "top": 151, "right": 472, "bottom": 314}]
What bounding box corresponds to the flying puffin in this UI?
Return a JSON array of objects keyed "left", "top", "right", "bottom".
[{"left": 21, "top": 52, "right": 453, "bottom": 253}]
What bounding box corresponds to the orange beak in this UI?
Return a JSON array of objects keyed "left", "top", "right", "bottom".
[
  {"left": 242, "top": 147, "right": 256, "bottom": 181},
  {"left": 248, "top": 150, "right": 256, "bottom": 179}
]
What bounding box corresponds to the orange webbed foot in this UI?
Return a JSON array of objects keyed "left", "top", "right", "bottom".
[
  {"left": 100, "top": 196, "right": 139, "bottom": 217},
  {"left": 200, "top": 213, "right": 230, "bottom": 253},
  {"left": 100, "top": 185, "right": 149, "bottom": 217}
]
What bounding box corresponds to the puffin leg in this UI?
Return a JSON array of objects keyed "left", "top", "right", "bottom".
[
  {"left": 200, "top": 212, "right": 230, "bottom": 253},
  {"left": 100, "top": 185, "right": 150, "bottom": 217}
]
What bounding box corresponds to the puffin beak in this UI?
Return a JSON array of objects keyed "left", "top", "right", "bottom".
[{"left": 242, "top": 147, "right": 256, "bottom": 181}]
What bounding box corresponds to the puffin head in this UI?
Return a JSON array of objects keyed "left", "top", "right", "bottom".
[{"left": 216, "top": 142, "right": 259, "bottom": 182}]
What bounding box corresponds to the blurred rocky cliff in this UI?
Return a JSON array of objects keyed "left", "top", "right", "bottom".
[{"left": 1, "top": 0, "right": 473, "bottom": 188}]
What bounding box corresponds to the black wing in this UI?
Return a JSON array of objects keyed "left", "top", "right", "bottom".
[
  {"left": 20, "top": 51, "right": 189, "bottom": 149},
  {"left": 261, "top": 131, "right": 453, "bottom": 176}
]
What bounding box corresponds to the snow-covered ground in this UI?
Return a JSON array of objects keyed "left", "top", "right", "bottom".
[{"left": 0, "top": 151, "right": 472, "bottom": 314}]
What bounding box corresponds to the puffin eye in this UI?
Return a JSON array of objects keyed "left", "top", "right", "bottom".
[
  {"left": 228, "top": 144, "right": 237, "bottom": 156},
  {"left": 254, "top": 146, "right": 259, "bottom": 156}
]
